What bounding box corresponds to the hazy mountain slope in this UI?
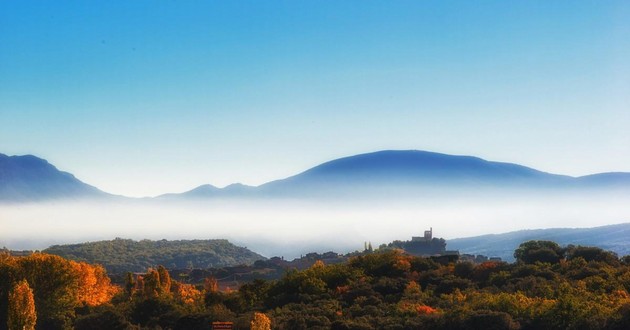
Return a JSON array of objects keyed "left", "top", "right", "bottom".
[
  {"left": 158, "top": 183, "right": 256, "bottom": 199},
  {"left": 256, "top": 150, "right": 578, "bottom": 196},
  {"left": 44, "top": 238, "right": 266, "bottom": 273},
  {"left": 448, "top": 223, "right": 630, "bottom": 261},
  {"left": 4, "top": 150, "right": 629, "bottom": 201},
  {"left": 0, "top": 153, "right": 108, "bottom": 201},
  {"left": 577, "top": 172, "right": 630, "bottom": 188}
]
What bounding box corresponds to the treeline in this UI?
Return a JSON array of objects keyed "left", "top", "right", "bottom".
[
  {"left": 43, "top": 238, "right": 265, "bottom": 273},
  {"left": 0, "top": 253, "right": 118, "bottom": 329},
  {"left": 3, "top": 241, "right": 630, "bottom": 329}
]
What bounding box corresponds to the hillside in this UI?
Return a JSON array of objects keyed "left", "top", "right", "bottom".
[
  {"left": 448, "top": 223, "right": 630, "bottom": 261},
  {"left": 0, "top": 153, "right": 108, "bottom": 201},
  {"left": 43, "top": 238, "right": 266, "bottom": 273}
]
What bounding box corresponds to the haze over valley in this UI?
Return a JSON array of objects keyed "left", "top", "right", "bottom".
[{"left": 2, "top": 150, "right": 629, "bottom": 259}]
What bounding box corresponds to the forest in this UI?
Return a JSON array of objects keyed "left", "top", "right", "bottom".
[
  {"left": 2, "top": 240, "right": 630, "bottom": 330},
  {"left": 41, "top": 238, "right": 264, "bottom": 273}
]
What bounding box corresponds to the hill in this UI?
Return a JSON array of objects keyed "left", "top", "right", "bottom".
[
  {"left": 448, "top": 222, "right": 630, "bottom": 261},
  {"left": 0, "top": 153, "right": 109, "bottom": 202},
  {"left": 43, "top": 238, "right": 266, "bottom": 273}
]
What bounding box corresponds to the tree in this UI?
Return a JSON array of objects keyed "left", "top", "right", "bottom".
[
  {"left": 565, "top": 246, "right": 619, "bottom": 265},
  {"left": 71, "top": 261, "right": 118, "bottom": 306},
  {"left": 7, "top": 280, "right": 36, "bottom": 330},
  {"left": 157, "top": 265, "right": 172, "bottom": 293},
  {"left": 142, "top": 269, "right": 161, "bottom": 298},
  {"left": 514, "top": 240, "right": 564, "bottom": 264},
  {"left": 17, "top": 253, "right": 78, "bottom": 329},
  {"left": 124, "top": 272, "right": 135, "bottom": 297},
  {"left": 251, "top": 312, "right": 271, "bottom": 330},
  {"left": 204, "top": 277, "right": 218, "bottom": 293}
]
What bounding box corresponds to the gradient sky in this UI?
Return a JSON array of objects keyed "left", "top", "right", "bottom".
[{"left": 1, "top": 1, "right": 629, "bottom": 197}]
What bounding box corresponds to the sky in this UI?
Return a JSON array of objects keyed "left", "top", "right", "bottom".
[{"left": 1, "top": 1, "right": 629, "bottom": 197}]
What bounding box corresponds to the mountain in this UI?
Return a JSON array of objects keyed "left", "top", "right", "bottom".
[
  {"left": 576, "top": 172, "right": 630, "bottom": 188},
  {"left": 43, "top": 238, "right": 266, "bottom": 274},
  {"left": 257, "top": 150, "right": 574, "bottom": 195},
  {"left": 448, "top": 223, "right": 630, "bottom": 262},
  {"left": 3, "top": 150, "right": 629, "bottom": 201},
  {"left": 160, "top": 150, "right": 630, "bottom": 199},
  {"left": 0, "top": 153, "right": 109, "bottom": 202},
  {"left": 158, "top": 183, "right": 256, "bottom": 199},
  {"left": 248, "top": 150, "right": 628, "bottom": 198}
]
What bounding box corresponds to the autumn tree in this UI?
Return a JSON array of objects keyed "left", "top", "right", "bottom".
[
  {"left": 250, "top": 312, "right": 271, "bottom": 330},
  {"left": 71, "top": 261, "right": 118, "bottom": 306},
  {"left": 7, "top": 280, "right": 36, "bottom": 330},
  {"left": 157, "top": 265, "right": 172, "bottom": 293},
  {"left": 142, "top": 269, "right": 161, "bottom": 298},
  {"left": 172, "top": 281, "right": 203, "bottom": 306}
]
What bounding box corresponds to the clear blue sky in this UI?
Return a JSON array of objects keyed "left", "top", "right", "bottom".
[{"left": 1, "top": 1, "right": 629, "bottom": 197}]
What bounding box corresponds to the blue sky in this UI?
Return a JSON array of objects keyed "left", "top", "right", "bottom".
[{"left": 1, "top": 1, "right": 629, "bottom": 197}]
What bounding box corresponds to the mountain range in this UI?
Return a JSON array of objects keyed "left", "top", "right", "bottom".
[{"left": 1, "top": 150, "right": 629, "bottom": 202}]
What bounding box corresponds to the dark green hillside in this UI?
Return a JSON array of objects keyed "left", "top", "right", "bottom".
[{"left": 43, "top": 238, "right": 265, "bottom": 273}]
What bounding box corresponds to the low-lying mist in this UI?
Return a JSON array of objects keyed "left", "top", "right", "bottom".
[{"left": 2, "top": 193, "right": 629, "bottom": 259}]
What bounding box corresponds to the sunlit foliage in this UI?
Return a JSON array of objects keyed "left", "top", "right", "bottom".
[
  {"left": 7, "top": 280, "right": 36, "bottom": 330},
  {"left": 251, "top": 312, "right": 271, "bottom": 330},
  {"left": 3, "top": 241, "right": 630, "bottom": 329}
]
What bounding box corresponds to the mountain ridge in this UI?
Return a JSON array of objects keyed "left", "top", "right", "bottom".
[
  {"left": 2, "top": 150, "right": 629, "bottom": 202},
  {"left": 0, "top": 153, "right": 110, "bottom": 201}
]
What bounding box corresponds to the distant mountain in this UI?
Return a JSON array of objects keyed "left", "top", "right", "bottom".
[
  {"left": 576, "top": 172, "right": 630, "bottom": 188},
  {"left": 257, "top": 150, "right": 574, "bottom": 195},
  {"left": 448, "top": 223, "right": 630, "bottom": 262},
  {"left": 43, "top": 238, "right": 266, "bottom": 273},
  {"left": 0, "top": 153, "right": 109, "bottom": 202},
  {"left": 4, "top": 150, "right": 630, "bottom": 202},
  {"left": 158, "top": 183, "right": 256, "bottom": 199},
  {"left": 164, "top": 150, "right": 630, "bottom": 199}
]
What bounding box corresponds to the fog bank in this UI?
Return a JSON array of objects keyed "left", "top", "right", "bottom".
[{"left": 1, "top": 194, "right": 629, "bottom": 259}]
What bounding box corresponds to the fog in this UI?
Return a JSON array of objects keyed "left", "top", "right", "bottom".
[{"left": 1, "top": 194, "right": 629, "bottom": 259}]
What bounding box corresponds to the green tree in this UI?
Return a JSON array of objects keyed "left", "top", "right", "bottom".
[
  {"left": 514, "top": 240, "right": 564, "bottom": 264},
  {"left": 17, "top": 254, "right": 78, "bottom": 329},
  {"left": 124, "top": 272, "right": 135, "bottom": 297}
]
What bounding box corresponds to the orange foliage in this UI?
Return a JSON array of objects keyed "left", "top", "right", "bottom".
[
  {"left": 71, "top": 261, "right": 119, "bottom": 306},
  {"left": 172, "top": 281, "right": 203, "bottom": 305},
  {"left": 415, "top": 304, "right": 438, "bottom": 314},
  {"left": 311, "top": 260, "right": 326, "bottom": 268},
  {"left": 394, "top": 255, "right": 411, "bottom": 272},
  {"left": 251, "top": 312, "right": 271, "bottom": 330},
  {"left": 8, "top": 280, "right": 37, "bottom": 330}
]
